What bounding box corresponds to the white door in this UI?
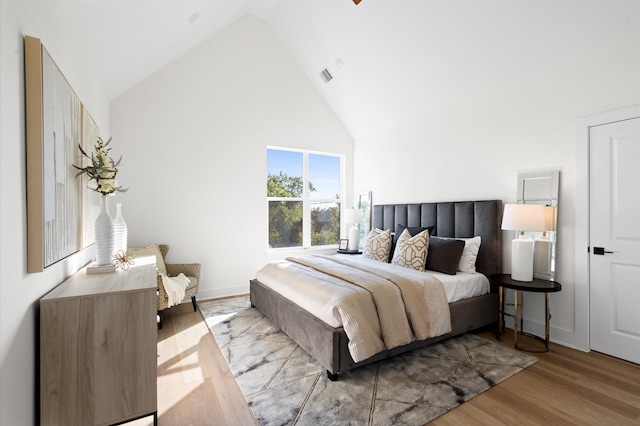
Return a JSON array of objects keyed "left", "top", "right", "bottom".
[{"left": 589, "top": 117, "right": 640, "bottom": 364}]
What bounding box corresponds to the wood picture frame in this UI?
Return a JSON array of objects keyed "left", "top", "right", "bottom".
[{"left": 25, "top": 36, "right": 83, "bottom": 272}]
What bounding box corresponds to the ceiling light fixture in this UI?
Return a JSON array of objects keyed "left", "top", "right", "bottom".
[{"left": 188, "top": 11, "right": 200, "bottom": 24}]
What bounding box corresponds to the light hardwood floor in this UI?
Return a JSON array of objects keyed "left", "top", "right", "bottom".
[{"left": 131, "top": 301, "right": 640, "bottom": 426}]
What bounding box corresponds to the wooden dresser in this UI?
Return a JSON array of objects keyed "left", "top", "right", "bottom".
[{"left": 40, "top": 259, "right": 158, "bottom": 426}]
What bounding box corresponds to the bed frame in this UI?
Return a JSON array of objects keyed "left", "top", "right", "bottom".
[{"left": 250, "top": 200, "right": 502, "bottom": 380}]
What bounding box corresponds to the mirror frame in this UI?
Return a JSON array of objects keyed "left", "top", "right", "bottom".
[{"left": 517, "top": 170, "right": 560, "bottom": 281}]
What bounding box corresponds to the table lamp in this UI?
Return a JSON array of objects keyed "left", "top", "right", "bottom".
[
  {"left": 501, "top": 203, "right": 546, "bottom": 281},
  {"left": 344, "top": 208, "right": 363, "bottom": 251}
]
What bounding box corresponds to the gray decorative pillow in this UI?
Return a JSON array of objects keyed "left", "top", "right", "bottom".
[
  {"left": 362, "top": 228, "right": 392, "bottom": 262},
  {"left": 425, "top": 237, "right": 466, "bottom": 275},
  {"left": 436, "top": 236, "right": 482, "bottom": 273},
  {"left": 391, "top": 228, "right": 429, "bottom": 271}
]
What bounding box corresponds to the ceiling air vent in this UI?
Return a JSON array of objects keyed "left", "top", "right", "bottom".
[{"left": 320, "top": 68, "right": 333, "bottom": 83}]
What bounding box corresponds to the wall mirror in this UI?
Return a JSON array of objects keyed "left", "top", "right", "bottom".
[{"left": 518, "top": 170, "right": 560, "bottom": 280}]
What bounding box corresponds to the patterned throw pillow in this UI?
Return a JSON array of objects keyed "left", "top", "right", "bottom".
[
  {"left": 391, "top": 228, "right": 429, "bottom": 271},
  {"left": 362, "top": 228, "right": 392, "bottom": 262}
]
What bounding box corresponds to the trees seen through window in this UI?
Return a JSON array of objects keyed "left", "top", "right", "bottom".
[{"left": 267, "top": 148, "right": 342, "bottom": 248}]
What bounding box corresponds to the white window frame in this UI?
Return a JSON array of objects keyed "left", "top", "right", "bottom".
[{"left": 267, "top": 146, "right": 344, "bottom": 250}]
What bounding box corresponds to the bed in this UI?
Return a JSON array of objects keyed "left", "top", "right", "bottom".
[{"left": 250, "top": 200, "right": 502, "bottom": 380}]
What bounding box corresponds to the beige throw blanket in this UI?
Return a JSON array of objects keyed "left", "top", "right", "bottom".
[
  {"left": 282, "top": 255, "right": 451, "bottom": 362},
  {"left": 160, "top": 272, "right": 190, "bottom": 307}
]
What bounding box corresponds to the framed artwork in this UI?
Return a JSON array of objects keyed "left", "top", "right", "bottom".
[
  {"left": 339, "top": 239, "right": 349, "bottom": 250},
  {"left": 80, "top": 105, "right": 101, "bottom": 248},
  {"left": 25, "top": 36, "right": 83, "bottom": 272},
  {"left": 357, "top": 191, "right": 372, "bottom": 249}
]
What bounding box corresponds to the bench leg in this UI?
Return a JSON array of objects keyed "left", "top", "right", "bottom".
[{"left": 191, "top": 296, "right": 197, "bottom": 312}]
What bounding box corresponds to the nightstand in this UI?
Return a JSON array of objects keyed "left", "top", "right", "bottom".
[{"left": 491, "top": 273, "right": 562, "bottom": 353}]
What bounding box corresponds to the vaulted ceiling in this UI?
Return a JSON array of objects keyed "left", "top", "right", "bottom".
[{"left": 65, "top": 0, "right": 637, "bottom": 138}]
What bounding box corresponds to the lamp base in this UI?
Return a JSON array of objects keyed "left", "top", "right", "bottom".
[
  {"left": 511, "top": 236, "right": 533, "bottom": 282},
  {"left": 348, "top": 227, "right": 360, "bottom": 251}
]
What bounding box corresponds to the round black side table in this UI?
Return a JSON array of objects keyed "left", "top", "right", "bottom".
[{"left": 491, "top": 274, "right": 562, "bottom": 352}]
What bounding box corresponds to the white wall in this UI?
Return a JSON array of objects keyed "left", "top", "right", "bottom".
[
  {"left": 110, "top": 15, "right": 353, "bottom": 299},
  {"left": 354, "top": 31, "right": 640, "bottom": 350},
  {"left": 0, "top": 0, "right": 110, "bottom": 424}
]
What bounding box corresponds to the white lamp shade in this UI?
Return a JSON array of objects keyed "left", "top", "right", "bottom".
[
  {"left": 344, "top": 208, "right": 363, "bottom": 225},
  {"left": 501, "top": 204, "right": 546, "bottom": 232}
]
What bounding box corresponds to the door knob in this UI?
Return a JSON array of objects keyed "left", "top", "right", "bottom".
[{"left": 593, "top": 247, "right": 614, "bottom": 255}]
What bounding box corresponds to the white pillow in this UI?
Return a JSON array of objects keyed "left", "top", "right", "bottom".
[
  {"left": 362, "top": 228, "right": 392, "bottom": 262},
  {"left": 391, "top": 228, "right": 429, "bottom": 271},
  {"left": 457, "top": 236, "right": 481, "bottom": 273}
]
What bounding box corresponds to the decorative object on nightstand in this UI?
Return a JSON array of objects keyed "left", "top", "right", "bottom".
[
  {"left": 344, "top": 207, "right": 363, "bottom": 251},
  {"left": 501, "top": 203, "right": 546, "bottom": 282},
  {"left": 492, "top": 273, "right": 562, "bottom": 352}
]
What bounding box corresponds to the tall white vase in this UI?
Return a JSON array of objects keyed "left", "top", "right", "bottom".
[
  {"left": 95, "top": 196, "right": 114, "bottom": 265},
  {"left": 113, "top": 203, "right": 128, "bottom": 255}
]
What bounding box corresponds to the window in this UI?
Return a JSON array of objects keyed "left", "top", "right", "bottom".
[{"left": 267, "top": 147, "right": 342, "bottom": 248}]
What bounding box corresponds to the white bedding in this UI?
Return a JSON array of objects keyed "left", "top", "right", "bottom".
[
  {"left": 431, "top": 269, "right": 490, "bottom": 303},
  {"left": 336, "top": 254, "right": 490, "bottom": 303},
  {"left": 255, "top": 254, "right": 486, "bottom": 362}
]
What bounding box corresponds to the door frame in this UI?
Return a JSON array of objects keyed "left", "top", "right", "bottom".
[{"left": 574, "top": 104, "right": 640, "bottom": 352}]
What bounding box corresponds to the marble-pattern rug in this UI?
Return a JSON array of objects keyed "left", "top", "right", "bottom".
[{"left": 200, "top": 296, "right": 537, "bottom": 426}]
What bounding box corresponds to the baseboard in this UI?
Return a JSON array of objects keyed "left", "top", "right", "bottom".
[
  {"left": 503, "top": 317, "right": 587, "bottom": 352},
  {"left": 197, "top": 284, "right": 249, "bottom": 302}
]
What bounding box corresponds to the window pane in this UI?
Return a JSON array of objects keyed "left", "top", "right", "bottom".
[
  {"left": 267, "top": 149, "right": 303, "bottom": 197},
  {"left": 311, "top": 202, "right": 340, "bottom": 246},
  {"left": 309, "top": 154, "right": 340, "bottom": 200},
  {"left": 269, "top": 201, "right": 302, "bottom": 248}
]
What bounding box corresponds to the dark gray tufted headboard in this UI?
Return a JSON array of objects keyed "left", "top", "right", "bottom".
[{"left": 372, "top": 200, "right": 502, "bottom": 276}]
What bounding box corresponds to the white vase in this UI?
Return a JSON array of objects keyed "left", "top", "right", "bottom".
[
  {"left": 95, "top": 196, "right": 114, "bottom": 265},
  {"left": 113, "top": 203, "right": 128, "bottom": 255}
]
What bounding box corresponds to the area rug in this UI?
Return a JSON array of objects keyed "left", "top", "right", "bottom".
[{"left": 200, "top": 296, "right": 537, "bottom": 425}]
